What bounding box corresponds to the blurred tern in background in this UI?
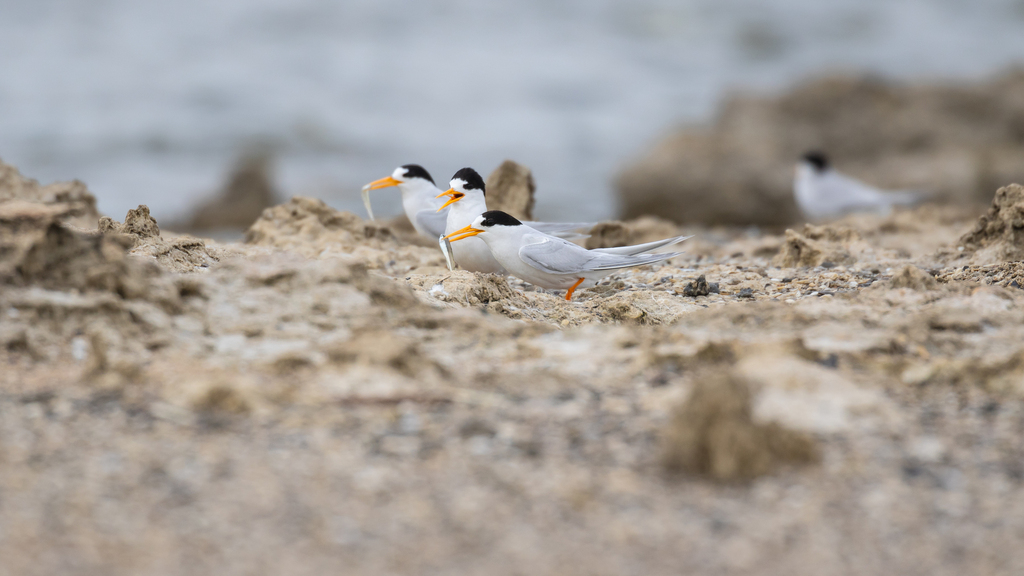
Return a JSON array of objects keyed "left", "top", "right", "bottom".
[
  {"left": 436, "top": 167, "right": 593, "bottom": 274},
  {"left": 794, "top": 152, "right": 930, "bottom": 221},
  {"left": 362, "top": 164, "right": 449, "bottom": 239},
  {"left": 444, "top": 210, "right": 691, "bottom": 300}
]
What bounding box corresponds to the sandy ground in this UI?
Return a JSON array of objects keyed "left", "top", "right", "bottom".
[{"left": 3, "top": 163, "right": 1024, "bottom": 575}]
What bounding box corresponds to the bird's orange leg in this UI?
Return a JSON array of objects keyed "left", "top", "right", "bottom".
[{"left": 564, "top": 277, "right": 585, "bottom": 301}]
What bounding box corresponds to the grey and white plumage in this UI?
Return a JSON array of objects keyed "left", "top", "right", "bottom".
[
  {"left": 445, "top": 210, "right": 691, "bottom": 300},
  {"left": 361, "top": 164, "right": 449, "bottom": 239},
  {"left": 438, "top": 168, "right": 593, "bottom": 274},
  {"left": 794, "top": 152, "right": 929, "bottom": 221}
]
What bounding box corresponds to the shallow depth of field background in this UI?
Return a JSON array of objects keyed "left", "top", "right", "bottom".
[{"left": 2, "top": 0, "right": 1023, "bottom": 223}]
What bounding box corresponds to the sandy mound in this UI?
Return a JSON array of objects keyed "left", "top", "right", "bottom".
[
  {"left": 244, "top": 196, "right": 446, "bottom": 273},
  {"left": 101, "top": 204, "right": 218, "bottom": 273},
  {"left": 1, "top": 201, "right": 158, "bottom": 297},
  {"left": 5, "top": 157, "right": 1024, "bottom": 574},
  {"left": 617, "top": 71, "right": 1024, "bottom": 225},
  {"left": 957, "top": 183, "right": 1024, "bottom": 264},
  {"left": 661, "top": 372, "right": 818, "bottom": 482}
]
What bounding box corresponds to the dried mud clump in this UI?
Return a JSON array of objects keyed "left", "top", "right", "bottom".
[
  {"left": 772, "top": 229, "right": 854, "bottom": 268},
  {"left": 597, "top": 296, "right": 653, "bottom": 325},
  {"left": 957, "top": 183, "right": 1024, "bottom": 263},
  {"left": 662, "top": 373, "right": 818, "bottom": 482},
  {"left": 681, "top": 274, "right": 720, "bottom": 297},
  {"left": 101, "top": 205, "right": 217, "bottom": 273},
  {"left": 889, "top": 264, "right": 939, "bottom": 290},
  {"left": 484, "top": 160, "right": 536, "bottom": 221},
  {"left": 98, "top": 204, "right": 160, "bottom": 241},
  {"left": 413, "top": 272, "right": 521, "bottom": 306},
  {"left": 0, "top": 157, "right": 99, "bottom": 229}
]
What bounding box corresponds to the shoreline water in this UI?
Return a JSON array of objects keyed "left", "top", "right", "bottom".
[{"left": 4, "top": 0, "right": 1024, "bottom": 223}]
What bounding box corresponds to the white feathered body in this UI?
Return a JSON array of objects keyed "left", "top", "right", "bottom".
[
  {"left": 795, "top": 163, "right": 926, "bottom": 221},
  {"left": 444, "top": 191, "right": 595, "bottom": 274},
  {"left": 475, "top": 223, "right": 688, "bottom": 290},
  {"left": 398, "top": 179, "right": 449, "bottom": 239}
]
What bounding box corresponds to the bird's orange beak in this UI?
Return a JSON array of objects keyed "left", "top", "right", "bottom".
[
  {"left": 443, "top": 224, "right": 482, "bottom": 242},
  {"left": 362, "top": 176, "right": 401, "bottom": 191},
  {"left": 435, "top": 188, "right": 464, "bottom": 211}
]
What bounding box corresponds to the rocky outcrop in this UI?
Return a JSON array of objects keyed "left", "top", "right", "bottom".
[
  {"left": 0, "top": 157, "right": 100, "bottom": 229},
  {"left": 484, "top": 160, "right": 536, "bottom": 221},
  {"left": 182, "top": 146, "right": 279, "bottom": 231}
]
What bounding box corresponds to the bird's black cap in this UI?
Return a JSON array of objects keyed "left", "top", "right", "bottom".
[
  {"left": 451, "top": 167, "right": 486, "bottom": 195},
  {"left": 401, "top": 164, "right": 435, "bottom": 184},
  {"left": 802, "top": 151, "right": 829, "bottom": 171},
  {"left": 480, "top": 210, "right": 521, "bottom": 227}
]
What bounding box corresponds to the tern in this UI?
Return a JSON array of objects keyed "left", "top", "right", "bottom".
[
  {"left": 444, "top": 210, "right": 691, "bottom": 300},
  {"left": 436, "top": 167, "right": 593, "bottom": 274},
  {"left": 362, "top": 164, "right": 449, "bottom": 239},
  {"left": 794, "top": 152, "right": 929, "bottom": 221}
]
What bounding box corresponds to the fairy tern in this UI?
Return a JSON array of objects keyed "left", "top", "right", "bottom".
[
  {"left": 794, "top": 152, "right": 929, "bottom": 221},
  {"left": 436, "top": 167, "right": 594, "bottom": 274},
  {"left": 444, "top": 210, "right": 691, "bottom": 300},
  {"left": 362, "top": 164, "right": 449, "bottom": 239}
]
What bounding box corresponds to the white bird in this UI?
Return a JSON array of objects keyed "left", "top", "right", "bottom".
[
  {"left": 362, "top": 164, "right": 449, "bottom": 239},
  {"left": 436, "top": 167, "right": 594, "bottom": 274},
  {"left": 794, "top": 152, "right": 929, "bottom": 221},
  {"left": 444, "top": 210, "right": 691, "bottom": 300}
]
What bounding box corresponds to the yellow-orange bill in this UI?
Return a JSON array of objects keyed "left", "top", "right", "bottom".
[
  {"left": 436, "top": 192, "right": 464, "bottom": 211},
  {"left": 363, "top": 176, "right": 401, "bottom": 191},
  {"left": 435, "top": 187, "right": 456, "bottom": 199},
  {"left": 443, "top": 224, "right": 482, "bottom": 242}
]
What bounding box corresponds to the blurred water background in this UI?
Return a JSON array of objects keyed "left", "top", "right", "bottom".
[{"left": 2, "top": 0, "right": 1023, "bottom": 224}]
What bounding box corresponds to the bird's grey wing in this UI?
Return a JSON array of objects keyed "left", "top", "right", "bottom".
[
  {"left": 518, "top": 236, "right": 599, "bottom": 274},
  {"left": 415, "top": 209, "right": 449, "bottom": 239},
  {"left": 592, "top": 234, "right": 693, "bottom": 256},
  {"left": 887, "top": 189, "right": 931, "bottom": 206},
  {"left": 526, "top": 221, "right": 595, "bottom": 238},
  {"left": 824, "top": 172, "right": 891, "bottom": 207},
  {"left": 586, "top": 251, "right": 682, "bottom": 271},
  {"left": 519, "top": 235, "right": 681, "bottom": 275},
  {"left": 828, "top": 172, "right": 932, "bottom": 212}
]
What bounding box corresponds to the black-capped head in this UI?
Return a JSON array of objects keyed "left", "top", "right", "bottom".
[
  {"left": 399, "top": 164, "right": 435, "bottom": 184},
  {"left": 450, "top": 167, "right": 486, "bottom": 196},
  {"left": 479, "top": 210, "right": 522, "bottom": 228},
  {"left": 801, "top": 151, "right": 829, "bottom": 171}
]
